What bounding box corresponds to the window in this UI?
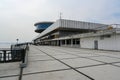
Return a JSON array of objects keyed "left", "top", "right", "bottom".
[
  {"left": 67, "top": 39, "right": 71, "bottom": 44},
  {"left": 76, "top": 39, "right": 80, "bottom": 44},
  {"left": 62, "top": 40, "right": 65, "bottom": 44}
]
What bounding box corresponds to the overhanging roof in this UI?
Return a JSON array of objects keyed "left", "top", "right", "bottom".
[{"left": 34, "top": 19, "right": 109, "bottom": 40}]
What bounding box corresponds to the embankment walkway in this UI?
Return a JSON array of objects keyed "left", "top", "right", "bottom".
[{"left": 1, "top": 45, "right": 120, "bottom": 80}]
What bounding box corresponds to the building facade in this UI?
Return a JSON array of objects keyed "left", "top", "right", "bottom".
[{"left": 33, "top": 19, "right": 120, "bottom": 51}]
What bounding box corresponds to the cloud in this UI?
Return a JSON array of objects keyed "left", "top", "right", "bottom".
[{"left": 0, "top": 0, "right": 120, "bottom": 42}]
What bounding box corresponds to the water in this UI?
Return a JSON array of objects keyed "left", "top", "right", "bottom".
[{"left": 0, "top": 43, "right": 11, "bottom": 48}]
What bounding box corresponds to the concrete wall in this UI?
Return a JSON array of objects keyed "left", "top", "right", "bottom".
[
  {"left": 61, "top": 44, "right": 80, "bottom": 48},
  {"left": 80, "top": 34, "right": 120, "bottom": 51},
  {"left": 99, "top": 34, "right": 120, "bottom": 51},
  {"left": 81, "top": 37, "right": 99, "bottom": 49}
]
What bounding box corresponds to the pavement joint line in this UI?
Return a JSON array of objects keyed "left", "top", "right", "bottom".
[
  {"left": 110, "top": 64, "right": 120, "bottom": 68},
  {"left": 53, "top": 56, "right": 80, "bottom": 59},
  {"left": 83, "top": 57, "right": 120, "bottom": 67},
  {"left": 34, "top": 46, "right": 95, "bottom": 80},
  {"left": 29, "top": 57, "right": 82, "bottom": 62},
  {"left": 46, "top": 46, "right": 120, "bottom": 59},
  {"left": 47, "top": 48, "right": 112, "bottom": 64},
  {"left": 45, "top": 47, "right": 107, "bottom": 64},
  {"left": 111, "top": 64, "right": 120, "bottom": 67},
  {"left": 84, "top": 57, "right": 120, "bottom": 68},
  {"left": 100, "top": 55, "right": 120, "bottom": 60},
  {"left": 42, "top": 47, "right": 106, "bottom": 63},
  {"left": 22, "top": 68, "right": 71, "bottom": 76},
  {"left": 44, "top": 46, "right": 97, "bottom": 54},
  {"left": 0, "top": 64, "right": 24, "bottom": 80},
  {"left": 109, "top": 61, "right": 120, "bottom": 64},
  {"left": 74, "top": 63, "right": 108, "bottom": 69},
  {"left": 105, "top": 61, "right": 120, "bottom": 68},
  {"left": 18, "top": 67, "right": 23, "bottom": 80},
  {"left": 29, "top": 59, "right": 55, "bottom": 62},
  {"left": 0, "top": 74, "right": 19, "bottom": 78},
  {"left": 81, "top": 57, "right": 108, "bottom": 64},
  {"left": 58, "top": 57, "right": 81, "bottom": 60},
  {"left": 40, "top": 46, "right": 120, "bottom": 68},
  {"left": 47, "top": 47, "right": 120, "bottom": 67}
]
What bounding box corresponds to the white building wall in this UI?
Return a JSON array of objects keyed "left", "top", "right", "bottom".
[
  {"left": 34, "top": 19, "right": 108, "bottom": 40},
  {"left": 80, "top": 34, "right": 120, "bottom": 51},
  {"left": 98, "top": 34, "right": 120, "bottom": 51},
  {"left": 61, "top": 19, "right": 108, "bottom": 30},
  {"left": 81, "top": 37, "right": 99, "bottom": 49}
]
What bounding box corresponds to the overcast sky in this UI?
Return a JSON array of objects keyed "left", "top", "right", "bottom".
[{"left": 0, "top": 0, "right": 120, "bottom": 43}]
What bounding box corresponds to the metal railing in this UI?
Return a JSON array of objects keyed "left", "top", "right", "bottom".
[
  {"left": 0, "top": 48, "right": 25, "bottom": 63},
  {"left": 0, "top": 43, "right": 29, "bottom": 63}
]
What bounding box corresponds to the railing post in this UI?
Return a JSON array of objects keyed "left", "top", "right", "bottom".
[
  {"left": 0, "top": 44, "right": 29, "bottom": 63},
  {"left": 3, "top": 50, "right": 6, "bottom": 62},
  {"left": 0, "top": 53, "right": 2, "bottom": 61},
  {"left": 21, "top": 49, "right": 25, "bottom": 63}
]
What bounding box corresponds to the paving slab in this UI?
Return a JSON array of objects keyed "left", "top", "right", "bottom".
[
  {"left": 75, "top": 53, "right": 100, "bottom": 57},
  {"left": 36, "top": 48, "right": 68, "bottom": 55},
  {"left": 22, "top": 45, "right": 120, "bottom": 80},
  {"left": 61, "top": 58, "right": 102, "bottom": 68},
  {"left": 28, "top": 48, "right": 47, "bottom": 56},
  {"left": 28, "top": 52, "right": 47, "bottom": 56},
  {"left": 52, "top": 54, "right": 78, "bottom": 59},
  {"left": 46, "top": 52, "right": 67, "bottom": 56},
  {"left": 0, "top": 76, "right": 18, "bottom": 80},
  {"left": 0, "top": 62, "right": 20, "bottom": 77},
  {"left": 89, "top": 56, "right": 120, "bottom": 63},
  {"left": 94, "top": 52, "right": 120, "bottom": 56},
  {"left": 77, "top": 65, "right": 120, "bottom": 80},
  {"left": 23, "top": 60, "right": 69, "bottom": 74},
  {"left": 28, "top": 55, "right": 54, "bottom": 61},
  {"left": 113, "top": 63, "right": 120, "bottom": 67},
  {"left": 102, "top": 54, "right": 120, "bottom": 59},
  {"left": 22, "top": 70, "right": 90, "bottom": 80}
]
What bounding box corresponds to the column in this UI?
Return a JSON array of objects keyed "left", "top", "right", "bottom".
[
  {"left": 65, "top": 40, "right": 67, "bottom": 46},
  {"left": 71, "top": 39, "right": 73, "bottom": 47}
]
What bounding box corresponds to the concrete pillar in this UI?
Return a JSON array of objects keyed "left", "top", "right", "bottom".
[
  {"left": 54, "top": 41, "right": 56, "bottom": 46},
  {"left": 75, "top": 39, "right": 77, "bottom": 45},
  {"left": 60, "top": 40, "right": 62, "bottom": 46},
  {"left": 79, "top": 38, "right": 81, "bottom": 48},
  {"left": 56, "top": 41, "right": 57, "bottom": 46},
  {"left": 65, "top": 40, "right": 67, "bottom": 46},
  {"left": 52, "top": 41, "right": 54, "bottom": 46},
  {"left": 51, "top": 41, "right": 53, "bottom": 46},
  {"left": 57, "top": 40, "right": 59, "bottom": 46},
  {"left": 71, "top": 39, "right": 73, "bottom": 47},
  {"left": 48, "top": 41, "right": 50, "bottom": 46}
]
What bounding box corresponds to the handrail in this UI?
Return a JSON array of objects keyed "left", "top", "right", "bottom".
[
  {"left": 0, "top": 43, "right": 29, "bottom": 63},
  {"left": 0, "top": 49, "right": 25, "bottom": 63},
  {"left": 20, "top": 45, "right": 29, "bottom": 68}
]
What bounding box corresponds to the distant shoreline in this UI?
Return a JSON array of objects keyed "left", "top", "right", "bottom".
[
  {"left": 0, "top": 42, "right": 15, "bottom": 44},
  {"left": 0, "top": 43, "right": 12, "bottom": 48}
]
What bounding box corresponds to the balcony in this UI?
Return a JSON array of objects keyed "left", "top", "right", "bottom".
[{"left": 34, "top": 22, "right": 53, "bottom": 33}]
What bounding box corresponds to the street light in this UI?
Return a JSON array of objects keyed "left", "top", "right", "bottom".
[{"left": 16, "top": 39, "right": 19, "bottom": 44}]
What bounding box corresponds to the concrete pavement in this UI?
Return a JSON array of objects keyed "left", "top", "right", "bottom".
[{"left": 1, "top": 45, "right": 120, "bottom": 80}]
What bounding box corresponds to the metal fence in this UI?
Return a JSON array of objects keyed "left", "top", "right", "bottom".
[{"left": 0, "top": 48, "right": 25, "bottom": 63}]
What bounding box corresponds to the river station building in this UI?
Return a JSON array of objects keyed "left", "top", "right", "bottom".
[{"left": 33, "top": 19, "right": 120, "bottom": 51}]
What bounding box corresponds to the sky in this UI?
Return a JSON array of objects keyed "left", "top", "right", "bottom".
[{"left": 0, "top": 0, "right": 120, "bottom": 43}]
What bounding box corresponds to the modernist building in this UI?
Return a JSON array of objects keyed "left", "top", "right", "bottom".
[
  {"left": 33, "top": 19, "right": 120, "bottom": 51},
  {"left": 34, "top": 22, "right": 53, "bottom": 33}
]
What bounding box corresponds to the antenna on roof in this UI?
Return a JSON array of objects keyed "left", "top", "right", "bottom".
[
  {"left": 59, "top": 12, "right": 62, "bottom": 27},
  {"left": 59, "top": 12, "right": 62, "bottom": 19}
]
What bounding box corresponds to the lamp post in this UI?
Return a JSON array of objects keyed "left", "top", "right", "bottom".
[{"left": 16, "top": 39, "right": 19, "bottom": 44}]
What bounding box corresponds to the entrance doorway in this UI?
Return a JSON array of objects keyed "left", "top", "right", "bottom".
[{"left": 94, "top": 40, "right": 98, "bottom": 50}]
